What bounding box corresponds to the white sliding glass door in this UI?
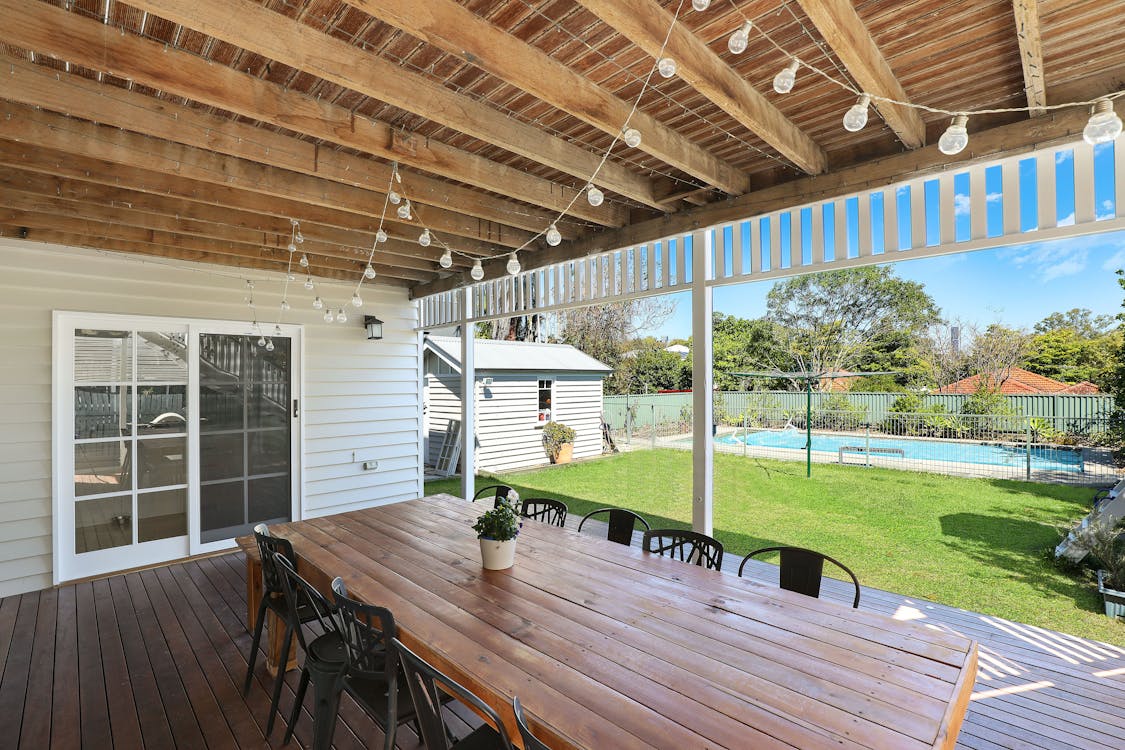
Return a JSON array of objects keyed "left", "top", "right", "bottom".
[{"left": 54, "top": 313, "right": 301, "bottom": 583}]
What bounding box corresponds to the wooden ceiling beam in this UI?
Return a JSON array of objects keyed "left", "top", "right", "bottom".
[
  {"left": 795, "top": 0, "right": 927, "bottom": 149},
  {"left": 575, "top": 0, "right": 827, "bottom": 175},
  {"left": 0, "top": 168, "right": 472, "bottom": 271},
  {"left": 0, "top": 140, "right": 502, "bottom": 262},
  {"left": 122, "top": 0, "right": 657, "bottom": 211},
  {"left": 0, "top": 101, "right": 534, "bottom": 251},
  {"left": 413, "top": 104, "right": 1096, "bottom": 296},
  {"left": 0, "top": 186, "right": 447, "bottom": 275},
  {"left": 0, "top": 0, "right": 627, "bottom": 225},
  {"left": 1012, "top": 0, "right": 1047, "bottom": 116},
  {"left": 0, "top": 55, "right": 573, "bottom": 238},
  {"left": 337, "top": 0, "right": 749, "bottom": 195},
  {"left": 0, "top": 225, "right": 388, "bottom": 284}
]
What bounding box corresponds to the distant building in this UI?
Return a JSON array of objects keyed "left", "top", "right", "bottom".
[
  {"left": 936, "top": 367, "right": 1101, "bottom": 395},
  {"left": 664, "top": 344, "right": 690, "bottom": 359}
]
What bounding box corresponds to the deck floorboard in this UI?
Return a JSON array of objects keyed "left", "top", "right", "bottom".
[{"left": 0, "top": 534, "right": 1121, "bottom": 749}]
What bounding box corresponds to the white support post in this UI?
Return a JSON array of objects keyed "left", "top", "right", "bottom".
[
  {"left": 460, "top": 287, "right": 476, "bottom": 502},
  {"left": 691, "top": 229, "right": 714, "bottom": 536}
]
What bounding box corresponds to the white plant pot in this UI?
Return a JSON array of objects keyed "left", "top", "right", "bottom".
[{"left": 479, "top": 537, "right": 517, "bottom": 570}]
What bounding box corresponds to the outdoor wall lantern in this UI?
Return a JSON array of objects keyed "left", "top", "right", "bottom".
[{"left": 364, "top": 315, "right": 384, "bottom": 340}]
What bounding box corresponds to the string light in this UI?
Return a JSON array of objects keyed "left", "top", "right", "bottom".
[
  {"left": 280, "top": 299, "right": 290, "bottom": 311},
  {"left": 337, "top": 308, "right": 348, "bottom": 323},
  {"left": 843, "top": 94, "right": 871, "bottom": 132},
  {"left": 287, "top": 239, "right": 297, "bottom": 254},
  {"left": 728, "top": 21, "right": 752, "bottom": 55},
  {"left": 773, "top": 59, "right": 799, "bottom": 94},
  {"left": 938, "top": 115, "right": 970, "bottom": 155},
  {"left": 418, "top": 229, "right": 432, "bottom": 247},
  {"left": 396, "top": 200, "right": 412, "bottom": 220},
  {"left": 586, "top": 184, "right": 604, "bottom": 207},
  {"left": 257, "top": 335, "right": 267, "bottom": 347},
  {"left": 375, "top": 229, "right": 388, "bottom": 244},
  {"left": 470, "top": 259, "right": 485, "bottom": 280},
  {"left": 439, "top": 249, "right": 454, "bottom": 268},
  {"left": 274, "top": 325, "right": 282, "bottom": 336},
  {"left": 299, "top": 253, "right": 309, "bottom": 268},
  {"left": 657, "top": 57, "right": 677, "bottom": 78},
  {"left": 506, "top": 252, "right": 521, "bottom": 275},
  {"left": 1084, "top": 99, "right": 1123, "bottom": 145},
  {"left": 364, "top": 264, "right": 377, "bottom": 279},
  {"left": 304, "top": 275, "right": 314, "bottom": 290},
  {"left": 265, "top": 339, "right": 275, "bottom": 352},
  {"left": 351, "top": 292, "right": 363, "bottom": 308},
  {"left": 323, "top": 308, "right": 334, "bottom": 322},
  {"left": 545, "top": 223, "right": 563, "bottom": 246},
  {"left": 691, "top": 0, "right": 710, "bottom": 10},
  {"left": 313, "top": 296, "right": 324, "bottom": 310},
  {"left": 388, "top": 190, "right": 401, "bottom": 205}
]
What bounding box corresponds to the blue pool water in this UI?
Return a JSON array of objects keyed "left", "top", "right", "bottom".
[{"left": 715, "top": 428, "right": 1083, "bottom": 473}]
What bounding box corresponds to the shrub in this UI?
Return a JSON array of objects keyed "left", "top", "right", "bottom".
[
  {"left": 1067, "top": 517, "right": 1125, "bottom": 590},
  {"left": 814, "top": 393, "right": 867, "bottom": 431},
  {"left": 541, "top": 421, "right": 576, "bottom": 460}
]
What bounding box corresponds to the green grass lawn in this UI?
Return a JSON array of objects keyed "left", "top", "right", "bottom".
[{"left": 426, "top": 449, "right": 1124, "bottom": 644}]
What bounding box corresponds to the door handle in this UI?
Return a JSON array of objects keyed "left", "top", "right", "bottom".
[{"left": 292, "top": 399, "right": 299, "bottom": 419}]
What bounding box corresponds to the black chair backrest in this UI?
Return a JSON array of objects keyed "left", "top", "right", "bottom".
[
  {"left": 577, "top": 508, "right": 651, "bottom": 546},
  {"left": 332, "top": 586, "right": 398, "bottom": 680},
  {"left": 738, "top": 546, "right": 861, "bottom": 609},
  {"left": 642, "top": 529, "right": 723, "bottom": 570},
  {"left": 273, "top": 554, "right": 339, "bottom": 652},
  {"left": 254, "top": 527, "right": 296, "bottom": 596},
  {"left": 512, "top": 696, "right": 551, "bottom": 750},
  {"left": 520, "top": 498, "right": 568, "bottom": 527},
  {"left": 472, "top": 485, "right": 513, "bottom": 508},
  {"left": 392, "top": 638, "right": 514, "bottom": 750}
]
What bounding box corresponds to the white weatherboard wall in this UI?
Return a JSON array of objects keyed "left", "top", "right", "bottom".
[{"left": 0, "top": 239, "right": 423, "bottom": 597}]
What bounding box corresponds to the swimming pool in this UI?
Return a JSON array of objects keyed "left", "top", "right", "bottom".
[{"left": 714, "top": 428, "right": 1084, "bottom": 473}]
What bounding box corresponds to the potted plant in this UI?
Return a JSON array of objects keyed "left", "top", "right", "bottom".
[
  {"left": 1070, "top": 516, "right": 1125, "bottom": 619},
  {"left": 472, "top": 497, "right": 520, "bottom": 570},
  {"left": 542, "top": 421, "right": 576, "bottom": 464}
]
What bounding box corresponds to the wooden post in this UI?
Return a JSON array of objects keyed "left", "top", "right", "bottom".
[{"left": 691, "top": 229, "right": 714, "bottom": 536}]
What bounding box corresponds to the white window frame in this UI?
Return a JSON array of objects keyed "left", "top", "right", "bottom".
[{"left": 536, "top": 377, "right": 555, "bottom": 425}]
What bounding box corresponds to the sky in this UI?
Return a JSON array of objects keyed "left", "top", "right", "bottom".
[
  {"left": 642, "top": 143, "right": 1125, "bottom": 340},
  {"left": 646, "top": 230, "right": 1125, "bottom": 341}
]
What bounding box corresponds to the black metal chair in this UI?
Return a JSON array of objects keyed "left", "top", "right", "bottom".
[
  {"left": 472, "top": 484, "right": 514, "bottom": 508},
  {"left": 274, "top": 555, "right": 348, "bottom": 750},
  {"left": 642, "top": 529, "right": 724, "bottom": 570},
  {"left": 330, "top": 578, "right": 422, "bottom": 750},
  {"left": 393, "top": 637, "right": 514, "bottom": 750},
  {"left": 576, "top": 508, "right": 650, "bottom": 546},
  {"left": 738, "top": 546, "right": 861, "bottom": 609},
  {"left": 512, "top": 696, "right": 551, "bottom": 750},
  {"left": 520, "top": 497, "right": 568, "bottom": 527},
  {"left": 243, "top": 524, "right": 319, "bottom": 736}
]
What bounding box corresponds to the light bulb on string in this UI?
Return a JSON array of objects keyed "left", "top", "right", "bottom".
[
  {"left": 375, "top": 229, "right": 388, "bottom": 244},
  {"left": 470, "top": 259, "right": 485, "bottom": 281},
  {"left": 938, "top": 115, "right": 970, "bottom": 155},
  {"left": 274, "top": 325, "right": 282, "bottom": 336},
  {"left": 388, "top": 190, "right": 401, "bottom": 205},
  {"left": 351, "top": 293, "right": 363, "bottom": 308},
  {"left": 304, "top": 275, "right": 314, "bottom": 290},
  {"left": 337, "top": 308, "right": 348, "bottom": 324},
  {"left": 843, "top": 94, "right": 871, "bottom": 132},
  {"left": 265, "top": 339, "right": 275, "bottom": 352},
  {"left": 657, "top": 57, "right": 677, "bottom": 78},
  {"left": 323, "top": 308, "right": 334, "bottom": 323},
  {"left": 295, "top": 230, "right": 303, "bottom": 244},
  {"left": 280, "top": 299, "right": 290, "bottom": 311},
  {"left": 691, "top": 0, "right": 710, "bottom": 10},
  {"left": 396, "top": 200, "right": 412, "bottom": 220},
  {"left": 313, "top": 296, "right": 324, "bottom": 310},
  {"left": 257, "top": 336, "right": 267, "bottom": 347},
  {"left": 1083, "top": 99, "right": 1123, "bottom": 145},
  {"left": 418, "top": 229, "right": 432, "bottom": 247},
  {"left": 506, "top": 252, "right": 521, "bottom": 275},
  {"left": 545, "top": 223, "right": 562, "bottom": 246},
  {"left": 364, "top": 264, "right": 377, "bottom": 279},
  {"left": 623, "top": 128, "right": 642, "bottom": 148},
  {"left": 287, "top": 241, "right": 297, "bottom": 254},
  {"left": 439, "top": 249, "right": 453, "bottom": 269},
  {"left": 728, "top": 21, "right": 752, "bottom": 55},
  {"left": 299, "top": 253, "right": 309, "bottom": 268},
  {"left": 773, "top": 59, "right": 799, "bottom": 94},
  {"left": 287, "top": 273, "right": 296, "bottom": 282},
  {"left": 586, "top": 184, "right": 604, "bottom": 207}
]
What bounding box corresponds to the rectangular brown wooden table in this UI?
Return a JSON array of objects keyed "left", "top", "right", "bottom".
[{"left": 238, "top": 494, "right": 977, "bottom": 749}]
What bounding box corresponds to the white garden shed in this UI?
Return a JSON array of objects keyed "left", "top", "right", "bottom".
[{"left": 423, "top": 336, "right": 612, "bottom": 474}]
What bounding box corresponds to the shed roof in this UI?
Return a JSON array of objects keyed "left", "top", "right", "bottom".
[{"left": 424, "top": 336, "right": 612, "bottom": 375}]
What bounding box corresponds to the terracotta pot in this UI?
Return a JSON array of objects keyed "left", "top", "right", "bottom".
[
  {"left": 479, "top": 537, "right": 517, "bottom": 570},
  {"left": 552, "top": 442, "right": 573, "bottom": 464}
]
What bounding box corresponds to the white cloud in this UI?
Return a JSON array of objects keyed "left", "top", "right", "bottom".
[
  {"left": 1098, "top": 199, "right": 1116, "bottom": 220},
  {"left": 953, "top": 194, "right": 971, "bottom": 217},
  {"left": 986, "top": 191, "right": 1003, "bottom": 204},
  {"left": 1103, "top": 248, "right": 1125, "bottom": 271},
  {"left": 1057, "top": 211, "right": 1075, "bottom": 227},
  {"left": 1055, "top": 150, "right": 1073, "bottom": 164},
  {"left": 1003, "top": 239, "right": 1088, "bottom": 281}
]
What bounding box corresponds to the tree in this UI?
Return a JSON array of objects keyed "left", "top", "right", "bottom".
[
  {"left": 557, "top": 296, "right": 674, "bottom": 369},
  {"left": 709, "top": 313, "right": 785, "bottom": 390},
  {"left": 1024, "top": 327, "right": 1121, "bottom": 387},
  {"left": 764, "top": 266, "right": 940, "bottom": 387},
  {"left": 1033, "top": 308, "right": 1116, "bottom": 338},
  {"left": 964, "top": 323, "right": 1030, "bottom": 390},
  {"left": 612, "top": 348, "right": 690, "bottom": 393},
  {"left": 1110, "top": 270, "right": 1125, "bottom": 405}
]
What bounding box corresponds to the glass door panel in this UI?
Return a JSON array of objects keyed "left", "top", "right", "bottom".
[{"left": 199, "top": 333, "right": 292, "bottom": 544}]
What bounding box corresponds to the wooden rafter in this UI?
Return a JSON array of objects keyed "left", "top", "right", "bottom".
[
  {"left": 124, "top": 0, "right": 660, "bottom": 210},
  {"left": 795, "top": 0, "right": 927, "bottom": 148},
  {"left": 0, "top": 0, "right": 624, "bottom": 226},
  {"left": 576, "top": 0, "right": 827, "bottom": 175},
  {"left": 334, "top": 0, "right": 750, "bottom": 195},
  {"left": 413, "top": 103, "right": 1096, "bottom": 297},
  {"left": 1012, "top": 0, "right": 1047, "bottom": 116}
]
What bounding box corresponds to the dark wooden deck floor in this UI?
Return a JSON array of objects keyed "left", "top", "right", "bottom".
[{"left": 1, "top": 541, "right": 1123, "bottom": 749}]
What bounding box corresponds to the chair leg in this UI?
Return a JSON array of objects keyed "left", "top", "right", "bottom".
[
  {"left": 265, "top": 622, "right": 294, "bottom": 737},
  {"left": 243, "top": 597, "right": 270, "bottom": 695},
  {"left": 283, "top": 668, "right": 310, "bottom": 746}
]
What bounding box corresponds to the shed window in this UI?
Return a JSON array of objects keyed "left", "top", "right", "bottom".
[{"left": 537, "top": 379, "right": 554, "bottom": 423}]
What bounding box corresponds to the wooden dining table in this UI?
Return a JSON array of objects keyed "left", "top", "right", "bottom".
[{"left": 238, "top": 493, "right": 978, "bottom": 749}]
